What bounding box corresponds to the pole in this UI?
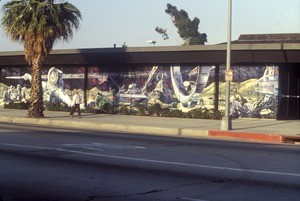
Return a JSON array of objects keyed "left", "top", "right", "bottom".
[{"left": 221, "top": 0, "right": 233, "bottom": 130}]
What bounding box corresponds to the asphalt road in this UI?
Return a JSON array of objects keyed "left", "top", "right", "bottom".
[{"left": 0, "top": 123, "right": 300, "bottom": 201}]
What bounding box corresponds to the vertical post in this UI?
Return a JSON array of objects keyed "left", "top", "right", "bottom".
[
  {"left": 287, "top": 72, "right": 290, "bottom": 117},
  {"left": 296, "top": 75, "right": 300, "bottom": 118},
  {"left": 214, "top": 65, "right": 220, "bottom": 112},
  {"left": 84, "top": 66, "right": 88, "bottom": 108},
  {"left": 221, "top": 0, "right": 233, "bottom": 130}
]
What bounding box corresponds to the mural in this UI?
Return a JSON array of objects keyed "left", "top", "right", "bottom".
[
  {"left": 0, "top": 65, "right": 279, "bottom": 119},
  {"left": 218, "top": 65, "right": 279, "bottom": 118},
  {"left": 1, "top": 66, "right": 85, "bottom": 108},
  {"left": 1, "top": 67, "right": 31, "bottom": 104},
  {"left": 86, "top": 65, "right": 213, "bottom": 112}
]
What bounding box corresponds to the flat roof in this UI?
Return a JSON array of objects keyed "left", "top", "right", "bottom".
[
  {"left": 0, "top": 43, "right": 299, "bottom": 66},
  {"left": 1, "top": 43, "right": 299, "bottom": 55}
]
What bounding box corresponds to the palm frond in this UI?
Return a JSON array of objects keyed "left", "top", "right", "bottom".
[{"left": 1, "top": 0, "right": 81, "bottom": 63}]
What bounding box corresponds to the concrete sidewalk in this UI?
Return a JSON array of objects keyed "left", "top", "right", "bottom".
[{"left": 0, "top": 108, "right": 299, "bottom": 144}]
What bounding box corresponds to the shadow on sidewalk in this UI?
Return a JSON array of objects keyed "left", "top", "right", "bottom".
[
  {"left": 236, "top": 121, "right": 297, "bottom": 130},
  {"left": 45, "top": 112, "right": 113, "bottom": 119}
]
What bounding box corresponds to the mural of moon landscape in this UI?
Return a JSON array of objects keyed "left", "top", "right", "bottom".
[{"left": 0, "top": 65, "right": 279, "bottom": 119}]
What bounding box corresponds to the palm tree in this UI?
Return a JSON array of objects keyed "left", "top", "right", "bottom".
[{"left": 1, "top": 0, "right": 81, "bottom": 118}]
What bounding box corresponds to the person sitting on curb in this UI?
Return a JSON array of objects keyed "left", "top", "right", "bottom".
[{"left": 69, "top": 89, "right": 82, "bottom": 118}]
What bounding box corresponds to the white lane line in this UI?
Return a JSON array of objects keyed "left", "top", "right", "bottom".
[
  {"left": 2, "top": 143, "right": 300, "bottom": 178},
  {"left": 179, "top": 198, "right": 208, "bottom": 201},
  {"left": 62, "top": 143, "right": 146, "bottom": 151}
]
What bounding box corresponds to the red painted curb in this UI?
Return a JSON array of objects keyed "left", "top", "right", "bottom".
[{"left": 208, "top": 130, "right": 285, "bottom": 143}]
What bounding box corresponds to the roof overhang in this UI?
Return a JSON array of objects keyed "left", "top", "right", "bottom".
[{"left": 0, "top": 43, "right": 299, "bottom": 67}]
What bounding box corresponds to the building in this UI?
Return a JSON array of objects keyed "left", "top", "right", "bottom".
[{"left": 0, "top": 34, "right": 299, "bottom": 119}]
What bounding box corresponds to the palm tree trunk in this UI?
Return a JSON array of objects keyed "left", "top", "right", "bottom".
[{"left": 27, "top": 57, "right": 44, "bottom": 118}]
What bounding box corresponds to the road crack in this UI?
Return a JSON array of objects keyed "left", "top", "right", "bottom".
[{"left": 85, "top": 182, "right": 201, "bottom": 200}]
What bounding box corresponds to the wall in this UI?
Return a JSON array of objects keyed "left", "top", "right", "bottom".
[{"left": 0, "top": 65, "right": 279, "bottom": 119}]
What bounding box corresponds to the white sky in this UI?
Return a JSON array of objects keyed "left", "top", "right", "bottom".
[{"left": 0, "top": 0, "right": 299, "bottom": 51}]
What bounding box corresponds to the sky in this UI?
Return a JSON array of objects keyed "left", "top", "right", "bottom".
[{"left": 0, "top": 0, "right": 299, "bottom": 51}]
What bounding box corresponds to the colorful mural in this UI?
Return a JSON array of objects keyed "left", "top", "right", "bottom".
[
  {"left": 1, "top": 66, "right": 84, "bottom": 107},
  {"left": 86, "top": 65, "right": 214, "bottom": 112},
  {"left": 218, "top": 65, "right": 279, "bottom": 118},
  {"left": 0, "top": 65, "right": 279, "bottom": 119}
]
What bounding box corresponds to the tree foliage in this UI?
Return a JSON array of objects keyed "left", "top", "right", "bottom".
[
  {"left": 164, "top": 3, "right": 207, "bottom": 45},
  {"left": 1, "top": 0, "right": 81, "bottom": 118},
  {"left": 155, "top": 26, "right": 169, "bottom": 40}
]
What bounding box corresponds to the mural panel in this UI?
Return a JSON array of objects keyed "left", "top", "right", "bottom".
[
  {"left": 217, "top": 65, "right": 279, "bottom": 118},
  {"left": 1, "top": 66, "right": 31, "bottom": 104},
  {"left": 87, "top": 65, "right": 214, "bottom": 112},
  {"left": 0, "top": 65, "right": 279, "bottom": 119},
  {"left": 1, "top": 66, "right": 84, "bottom": 108}
]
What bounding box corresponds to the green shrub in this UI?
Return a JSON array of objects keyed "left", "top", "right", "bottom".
[
  {"left": 185, "top": 108, "right": 207, "bottom": 119},
  {"left": 168, "top": 109, "right": 183, "bottom": 118},
  {"left": 135, "top": 104, "right": 148, "bottom": 116},
  {"left": 184, "top": 108, "right": 225, "bottom": 119},
  {"left": 3, "top": 100, "right": 224, "bottom": 120},
  {"left": 118, "top": 105, "right": 132, "bottom": 115},
  {"left": 209, "top": 109, "right": 224, "bottom": 120},
  {"left": 148, "top": 103, "right": 162, "bottom": 116},
  {"left": 44, "top": 102, "right": 69, "bottom": 112},
  {"left": 4, "top": 101, "right": 29, "bottom": 110},
  {"left": 159, "top": 108, "right": 171, "bottom": 117},
  {"left": 105, "top": 104, "right": 115, "bottom": 114}
]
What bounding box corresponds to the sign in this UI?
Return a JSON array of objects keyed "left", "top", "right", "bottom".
[{"left": 225, "top": 70, "right": 233, "bottom": 81}]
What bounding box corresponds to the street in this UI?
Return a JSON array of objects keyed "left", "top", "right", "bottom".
[{"left": 0, "top": 122, "right": 300, "bottom": 201}]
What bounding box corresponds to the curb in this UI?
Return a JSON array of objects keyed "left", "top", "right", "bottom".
[
  {"left": 0, "top": 116, "right": 209, "bottom": 138},
  {"left": 1, "top": 115, "right": 299, "bottom": 144},
  {"left": 282, "top": 136, "right": 300, "bottom": 144},
  {"left": 208, "top": 130, "right": 286, "bottom": 143}
]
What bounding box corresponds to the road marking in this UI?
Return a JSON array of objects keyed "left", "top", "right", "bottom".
[
  {"left": 179, "top": 198, "right": 208, "bottom": 201},
  {"left": 2, "top": 143, "right": 300, "bottom": 178}
]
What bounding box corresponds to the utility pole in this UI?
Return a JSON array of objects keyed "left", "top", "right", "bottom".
[{"left": 221, "top": 0, "right": 233, "bottom": 130}]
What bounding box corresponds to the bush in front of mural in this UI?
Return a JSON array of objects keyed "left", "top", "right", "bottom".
[
  {"left": 4, "top": 101, "right": 30, "bottom": 110},
  {"left": 148, "top": 103, "right": 162, "bottom": 116},
  {"left": 135, "top": 104, "right": 148, "bottom": 116},
  {"left": 118, "top": 103, "right": 223, "bottom": 119},
  {"left": 182, "top": 108, "right": 224, "bottom": 119},
  {"left": 44, "top": 102, "right": 70, "bottom": 112},
  {"left": 184, "top": 108, "right": 209, "bottom": 119},
  {"left": 209, "top": 110, "right": 224, "bottom": 120},
  {"left": 118, "top": 105, "right": 132, "bottom": 115},
  {"left": 168, "top": 109, "right": 184, "bottom": 118}
]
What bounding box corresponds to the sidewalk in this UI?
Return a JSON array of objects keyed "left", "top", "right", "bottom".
[{"left": 0, "top": 108, "right": 299, "bottom": 144}]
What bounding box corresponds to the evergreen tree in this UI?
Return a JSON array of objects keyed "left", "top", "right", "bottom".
[{"left": 164, "top": 3, "right": 207, "bottom": 45}]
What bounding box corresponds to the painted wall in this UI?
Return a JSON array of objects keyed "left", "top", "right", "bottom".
[
  {"left": 0, "top": 65, "right": 279, "bottom": 119},
  {"left": 218, "top": 65, "right": 279, "bottom": 118}
]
